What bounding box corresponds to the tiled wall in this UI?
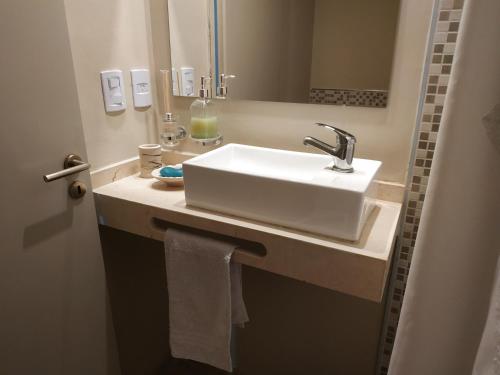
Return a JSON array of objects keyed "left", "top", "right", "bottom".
[
  {"left": 309, "top": 88, "right": 388, "bottom": 107},
  {"left": 377, "top": 0, "right": 464, "bottom": 374}
]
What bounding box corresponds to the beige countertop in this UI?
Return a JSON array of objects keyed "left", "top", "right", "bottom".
[{"left": 94, "top": 174, "right": 401, "bottom": 302}]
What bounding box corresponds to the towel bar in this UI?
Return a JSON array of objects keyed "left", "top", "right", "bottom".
[{"left": 151, "top": 217, "right": 267, "bottom": 257}]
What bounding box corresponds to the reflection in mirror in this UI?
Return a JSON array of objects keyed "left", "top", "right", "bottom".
[
  {"left": 167, "top": 0, "right": 213, "bottom": 97},
  {"left": 167, "top": 0, "right": 400, "bottom": 107}
]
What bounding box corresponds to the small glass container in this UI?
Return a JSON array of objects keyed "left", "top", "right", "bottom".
[{"left": 159, "top": 113, "right": 186, "bottom": 150}]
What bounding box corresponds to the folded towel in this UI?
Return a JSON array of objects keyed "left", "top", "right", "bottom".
[{"left": 164, "top": 227, "right": 249, "bottom": 372}]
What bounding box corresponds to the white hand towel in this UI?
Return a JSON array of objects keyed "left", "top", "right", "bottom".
[{"left": 164, "top": 227, "right": 249, "bottom": 372}]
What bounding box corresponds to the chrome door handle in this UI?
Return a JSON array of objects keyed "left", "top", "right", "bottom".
[{"left": 43, "top": 154, "right": 91, "bottom": 183}]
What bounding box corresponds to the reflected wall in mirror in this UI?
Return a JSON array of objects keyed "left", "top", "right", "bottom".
[
  {"left": 167, "top": 0, "right": 213, "bottom": 97},
  {"left": 167, "top": 0, "right": 400, "bottom": 107}
]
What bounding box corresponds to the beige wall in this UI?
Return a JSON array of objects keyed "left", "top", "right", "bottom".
[
  {"left": 168, "top": 0, "right": 211, "bottom": 95},
  {"left": 64, "top": 0, "right": 158, "bottom": 171},
  {"left": 224, "top": 0, "right": 400, "bottom": 99},
  {"left": 223, "top": 0, "right": 315, "bottom": 103},
  {"left": 310, "top": 0, "right": 400, "bottom": 90},
  {"left": 282, "top": 0, "right": 316, "bottom": 103}
]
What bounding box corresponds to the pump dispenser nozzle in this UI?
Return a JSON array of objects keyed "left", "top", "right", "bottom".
[
  {"left": 199, "top": 76, "right": 211, "bottom": 98},
  {"left": 217, "top": 74, "right": 236, "bottom": 99}
]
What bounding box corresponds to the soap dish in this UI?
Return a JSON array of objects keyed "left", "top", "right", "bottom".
[{"left": 151, "top": 167, "right": 184, "bottom": 187}]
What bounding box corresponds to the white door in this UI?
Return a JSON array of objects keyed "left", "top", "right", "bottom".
[{"left": 0, "top": 1, "right": 119, "bottom": 374}]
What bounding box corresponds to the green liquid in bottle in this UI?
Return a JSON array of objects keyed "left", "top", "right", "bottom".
[{"left": 190, "top": 116, "right": 218, "bottom": 139}]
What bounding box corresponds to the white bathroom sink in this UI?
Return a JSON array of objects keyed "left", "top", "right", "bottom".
[{"left": 183, "top": 143, "right": 381, "bottom": 241}]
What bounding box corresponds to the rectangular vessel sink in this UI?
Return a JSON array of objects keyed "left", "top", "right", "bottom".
[{"left": 183, "top": 144, "right": 381, "bottom": 241}]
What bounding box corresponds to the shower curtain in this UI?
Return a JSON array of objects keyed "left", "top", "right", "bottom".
[{"left": 388, "top": 0, "right": 500, "bottom": 374}]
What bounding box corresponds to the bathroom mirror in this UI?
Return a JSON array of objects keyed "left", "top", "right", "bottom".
[
  {"left": 167, "top": 0, "right": 213, "bottom": 97},
  {"left": 167, "top": 0, "right": 400, "bottom": 108}
]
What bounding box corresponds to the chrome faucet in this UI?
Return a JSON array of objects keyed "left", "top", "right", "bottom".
[{"left": 303, "top": 123, "right": 357, "bottom": 173}]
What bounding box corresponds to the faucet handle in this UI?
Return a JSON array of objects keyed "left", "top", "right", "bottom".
[{"left": 315, "top": 123, "right": 356, "bottom": 144}]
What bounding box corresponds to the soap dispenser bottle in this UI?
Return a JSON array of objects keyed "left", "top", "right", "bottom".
[{"left": 190, "top": 76, "right": 218, "bottom": 140}]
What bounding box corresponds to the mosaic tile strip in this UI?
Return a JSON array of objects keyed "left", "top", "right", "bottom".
[
  {"left": 309, "top": 88, "right": 388, "bottom": 107},
  {"left": 376, "top": 1, "right": 464, "bottom": 374}
]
